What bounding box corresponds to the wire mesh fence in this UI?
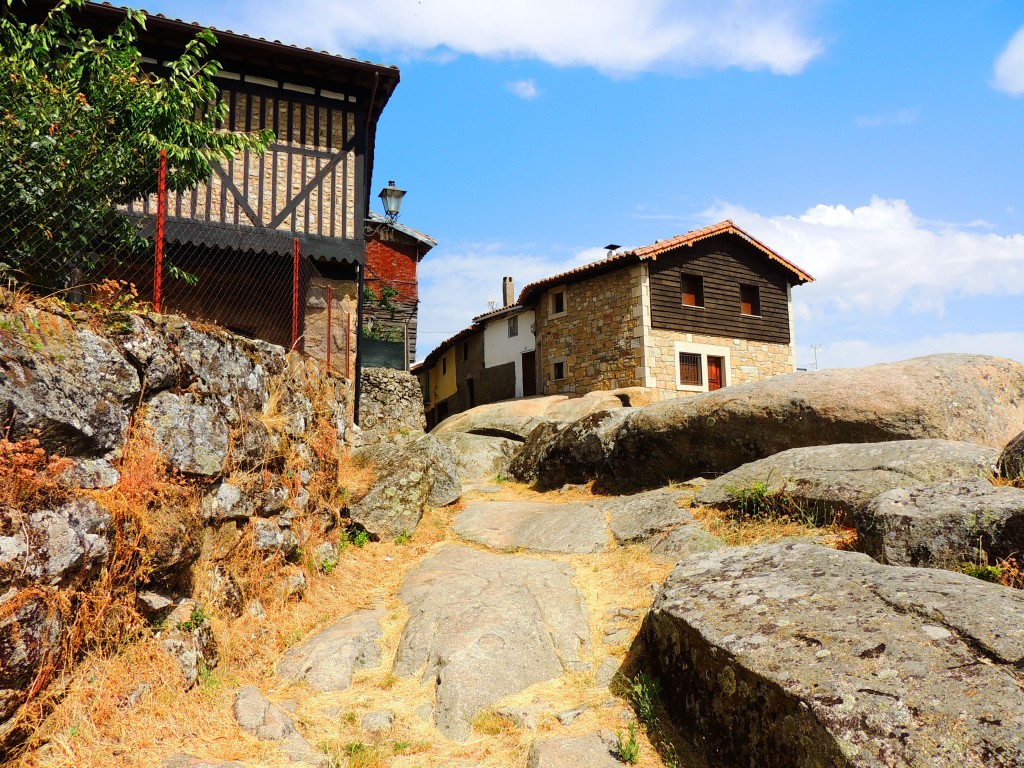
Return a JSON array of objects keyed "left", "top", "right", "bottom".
[{"left": 0, "top": 150, "right": 362, "bottom": 378}]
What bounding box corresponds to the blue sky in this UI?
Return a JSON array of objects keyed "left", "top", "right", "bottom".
[{"left": 145, "top": 0, "right": 1024, "bottom": 370}]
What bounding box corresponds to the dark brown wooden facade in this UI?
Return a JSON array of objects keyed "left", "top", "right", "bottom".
[{"left": 648, "top": 236, "right": 792, "bottom": 345}]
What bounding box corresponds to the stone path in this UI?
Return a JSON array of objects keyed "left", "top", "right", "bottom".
[{"left": 202, "top": 484, "right": 712, "bottom": 768}]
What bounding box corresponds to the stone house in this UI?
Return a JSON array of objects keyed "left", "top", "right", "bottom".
[
  {"left": 413, "top": 277, "right": 536, "bottom": 428},
  {"left": 518, "top": 220, "right": 813, "bottom": 396},
  {"left": 413, "top": 220, "right": 811, "bottom": 425}
]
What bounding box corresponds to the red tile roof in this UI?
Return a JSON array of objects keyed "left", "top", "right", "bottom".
[{"left": 516, "top": 220, "right": 813, "bottom": 306}]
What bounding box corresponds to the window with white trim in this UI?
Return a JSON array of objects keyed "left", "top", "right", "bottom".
[
  {"left": 508, "top": 315, "right": 519, "bottom": 337},
  {"left": 673, "top": 341, "right": 730, "bottom": 393}
]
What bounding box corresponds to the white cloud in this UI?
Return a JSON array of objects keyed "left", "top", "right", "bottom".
[
  {"left": 705, "top": 197, "right": 1024, "bottom": 316},
  {"left": 855, "top": 107, "right": 919, "bottom": 127},
  {"left": 506, "top": 79, "right": 539, "bottom": 99},
  {"left": 241, "top": 0, "right": 823, "bottom": 77},
  {"left": 801, "top": 332, "right": 1024, "bottom": 370},
  {"left": 993, "top": 26, "right": 1024, "bottom": 95}
]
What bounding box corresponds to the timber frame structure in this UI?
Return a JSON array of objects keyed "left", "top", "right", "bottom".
[{"left": 59, "top": 2, "right": 403, "bottom": 266}]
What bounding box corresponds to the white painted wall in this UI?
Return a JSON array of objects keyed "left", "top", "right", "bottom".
[{"left": 483, "top": 308, "right": 536, "bottom": 398}]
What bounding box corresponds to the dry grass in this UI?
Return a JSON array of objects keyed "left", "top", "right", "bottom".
[
  {"left": 992, "top": 474, "right": 1024, "bottom": 490},
  {"left": 689, "top": 503, "right": 858, "bottom": 550},
  {"left": 461, "top": 479, "right": 606, "bottom": 505},
  {"left": 10, "top": 483, "right": 693, "bottom": 768}
]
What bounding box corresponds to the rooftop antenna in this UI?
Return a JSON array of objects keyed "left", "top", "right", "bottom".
[{"left": 811, "top": 344, "right": 821, "bottom": 371}]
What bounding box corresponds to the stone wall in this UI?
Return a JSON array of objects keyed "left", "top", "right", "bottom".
[
  {"left": 535, "top": 265, "right": 645, "bottom": 395},
  {"left": 646, "top": 327, "right": 795, "bottom": 395},
  {"left": 0, "top": 299, "right": 355, "bottom": 749},
  {"left": 358, "top": 367, "right": 426, "bottom": 444}
]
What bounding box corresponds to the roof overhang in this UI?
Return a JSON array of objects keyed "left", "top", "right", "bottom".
[{"left": 517, "top": 219, "right": 813, "bottom": 306}]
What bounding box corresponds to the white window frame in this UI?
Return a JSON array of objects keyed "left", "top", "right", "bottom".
[
  {"left": 508, "top": 315, "right": 519, "bottom": 337},
  {"left": 673, "top": 341, "right": 730, "bottom": 393}
]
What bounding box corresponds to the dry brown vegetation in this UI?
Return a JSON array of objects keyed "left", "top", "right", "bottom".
[
  {"left": 688, "top": 503, "right": 858, "bottom": 550},
  {"left": 11, "top": 471, "right": 694, "bottom": 768}
]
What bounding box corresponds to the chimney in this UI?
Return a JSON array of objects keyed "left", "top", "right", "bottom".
[{"left": 502, "top": 276, "right": 515, "bottom": 308}]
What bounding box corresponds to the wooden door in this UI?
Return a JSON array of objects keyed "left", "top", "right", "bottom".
[
  {"left": 707, "top": 356, "right": 724, "bottom": 391},
  {"left": 522, "top": 351, "right": 537, "bottom": 396}
]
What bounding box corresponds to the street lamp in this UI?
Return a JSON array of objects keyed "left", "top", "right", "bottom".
[{"left": 379, "top": 180, "right": 406, "bottom": 222}]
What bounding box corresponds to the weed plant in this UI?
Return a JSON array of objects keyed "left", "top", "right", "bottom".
[{"left": 616, "top": 722, "right": 641, "bottom": 763}]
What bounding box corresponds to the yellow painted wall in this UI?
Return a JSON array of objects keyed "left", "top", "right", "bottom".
[
  {"left": 417, "top": 346, "right": 458, "bottom": 409},
  {"left": 435, "top": 347, "right": 457, "bottom": 403}
]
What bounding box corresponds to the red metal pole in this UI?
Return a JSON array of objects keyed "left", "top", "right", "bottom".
[
  {"left": 153, "top": 149, "right": 167, "bottom": 313},
  {"left": 345, "top": 312, "right": 351, "bottom": 378},
  {"left": 326, "top": 285, "right": 333, "bottom": 370},
  {"left": 292, "top": 238, "right": 300, "bottom": 349}
]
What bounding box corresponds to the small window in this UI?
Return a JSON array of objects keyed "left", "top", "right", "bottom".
[
  {"left": 551, "top": 289, "right": 565, "bottom": 315},
  {"left": 463, "top": 341, "right": 469, "bottom": 361},
  {"left": 552, "top": 360, "right": 566, "bottom": 380},
  {"left": 681, "top": 274, "right": 704, "bottom": 308},
  {"left": 678, "top": 353, "right": 702, "bottom": 386},
  {"left": 740, "top": 284, "right": 761, "bottom": 316},
  {"left": 508, "top": 316, "right": 519, "bottom": 337},
  {"left": 442, "top": 357, "right": 447, "bottom": 375}
]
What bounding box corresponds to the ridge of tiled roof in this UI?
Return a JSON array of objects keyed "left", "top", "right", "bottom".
[
  {"left": 471, "top": 302, "right": 526, "bottom": 323},
  {"left": 628, "top": 219, "right": 814, "bottom": 282},
  {"left": 516, "top": 220, "right": 813, "bottom": 305}
]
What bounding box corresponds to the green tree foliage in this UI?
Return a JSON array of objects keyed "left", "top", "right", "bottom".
[{"left": 0, "top": 0, "right": 274, "bottom": 288}]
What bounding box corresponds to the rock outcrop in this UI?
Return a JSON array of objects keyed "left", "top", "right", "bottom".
[
  {"left": 998, "top": 430, "right": 1024, "bottom": 479},
  {"left": 434, "top": 432, "right": 520, "bottom": 482},
  {"left": 350, "top": 434, "right": 462, "bottom": 539},
  {"left": 276, "top": 607, "right": 384, "bottom": 691},
  {"left": 645, "top": 541, "right": 1024, "bottom": 767},
  {"left": 232, "top": 686, "right": 326, "bottom": 765},
  {"left": 508, "top": 409, "right": 632, "bottom": 489},
  {"left": 454, "top": 500, "right": 608, "bottom": 554},
  {"left": 526, "top": 731, "right": 622, "bottom": 768},
  {"left": 394, "top": 544, "right": 591, "bottom": 740},
  {"left": 0, "top": 300, "right": 354, "bottom": 751},
  {"left": 694, "top": 439, "right": 998, "bottom": 518},
  {"left": 515, "top": 354, "right": 1024, "bottom": 491},
  {"left": 0, "top": 308, "right": 140, "bottom": 457},
  {"left": 602, "top": 488, "right": 720, "bottom": 559},
  {"left": 430, "top": 395, "right": 568, "bottom": 440},
  {"left": 858, "top": 479, "right": 1024, "bottom": 569}
]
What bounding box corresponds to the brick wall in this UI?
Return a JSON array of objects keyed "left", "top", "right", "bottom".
[
  {"left": 366, "top": 235, "right": 419, "bottom": 301},
  {"left": 535, "top": 265, "right": 645, "bottom": 394}
]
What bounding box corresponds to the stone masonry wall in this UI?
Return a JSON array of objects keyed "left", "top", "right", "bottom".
[
  {"left": 536, "top": 265, "right": 645, "bottom": 395},
  {"left": 646, "top": 327, "right": 795, "bottom": 395},
  {"left": 358, "top": 367, "right": 426, "bottom": 445}
]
